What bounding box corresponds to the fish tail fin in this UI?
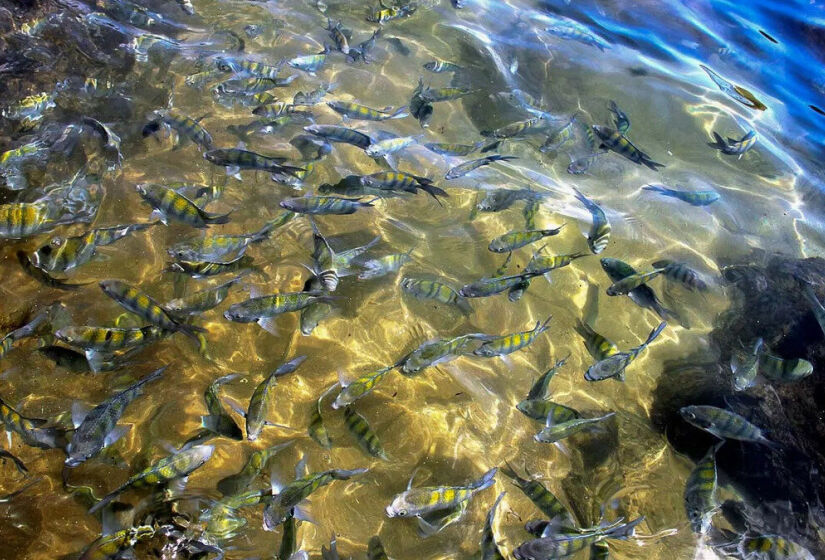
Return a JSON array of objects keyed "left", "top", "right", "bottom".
[
  {"left": 456, "top": 296, "right": 473, "bottom": 315},
  {"left": 418, "top": 182, "right": 448, "bottom": 201},
  {"left": 605, "top": 516, "right": 645, "bottom": 539},
  {"left": 390, "top": 106, "right": 409, "bottom": 119},
  {"left": 642, "top": 157, "right": 665, "bottom": 171},
  {"left": 88, "top": 485, "right": 125, "bottom": 514},
  {"left": 642, "top": 185, "right": 665, "bottom": 194},
  {"left": 473, "top": 467, "right": 498, "bottom": 490},
  {"left": 203, "top": 209, "right": 233, "bottom": 224},
  {"left": 708, "top": 132, "right": 726, "bottom": 149}
]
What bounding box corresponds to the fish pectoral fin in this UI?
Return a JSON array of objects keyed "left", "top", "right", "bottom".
[
  {"left": 293, "top": 505, "right": 317, "bottom": 525},
  {"left": 148, "top": 209, "right": 168, "bottom": 225},
  {"left": 103, "top": 424, "right": 131, "bottom": 448},
  {"left": 71, "top": 401, "right": 92, "bottom": 429},
  {"left": 222, "top": 396, "right": 247, "bottom": 418},
  {"left": 256, "top": 317, "right": 280, "bottom": 336}
]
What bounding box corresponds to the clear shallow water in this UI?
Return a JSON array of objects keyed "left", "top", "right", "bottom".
[{"left": 0, "top": 0, "right": 823, "bottom": 559}]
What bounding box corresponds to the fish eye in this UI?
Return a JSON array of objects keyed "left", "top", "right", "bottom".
[
  {"left": 398, "top": 509, "right": 407, "bottom": 516},
  {"left": 40, "top": 245, "right": 52, "bottom": 254}
]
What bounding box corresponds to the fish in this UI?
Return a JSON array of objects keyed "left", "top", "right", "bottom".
[
  {"left": 400, "top": 277, "right": 472, "bottom": 313},
  {"left": 78, "top": 525, "right": 155, "bottom": 560},
  {"left": 385, "top": 467, "right": 497, "bottom": 518},
  {"left": 524, "top": 355, "right": 569, "bottom": 401},
  {"left": 334, "top": 366, "right": 394, "bottom": 409},
  {"left": 359, "top": 252, "right": 413, "bottom": 279},
  {"left": 540, "top": 117, "right": 576, "bottom": 153},
  {"left": 164, "top": 274, "right": 248, "bottom": 317},
  {"left": 301, "top": 277, "right": 334, "bottom": 335},
  {"left": 135, "top": 183, "right": 231, "bottom": 227},
  {"left": 679, "top": 405, "right": 778, "bottom": 447},
  {"left": 0, "top": 394, "right": 68, "bottom": 449},
  {"left": 199, "top": 374, "right": 243, "bottom": 441},
  {"left": 516, "top": 399, "right": 580, "bottom": 424},
  {"left": 572, "top": 188, "right": 611, "bottom": 254},
  {"left": 534, "top": 412, "right": 616, "bottom": 443},
  {"left": 89, "top": 444, "right": 214, "bottom": 513},
  {"left": 567, "top": 152, "right": 604, "bottom": 175},
  {"left": 293, "top": 83, "right": 337, "bottom": 106},
  {"left": 99, "top": 279, "right": 205, "bottom": 339},
  {"left": 592, "top": 125, "right": 664, "bottom": 170},
  {"left": 425, "top": 141, "right": 483, "bottom": 156},
  {"left": 477, "top": 188, "right": 540, "bottom": 212},
  {"left": 252, "top": 102, "right": 310, "bottom": 119},
  {"left": 367, "top": 2, "right": 415, "bottom": 23},
  {"left": 143, "top": 110, "right": 213, "bottom": 150},
  {"left": 18, "top": 252, "right": 92, "bottom": 291},
  {"left": 732, "top": 338, "right": 764, "bottom": 391},
  {"left": 514, "top": 517, "right": 644, "bottom": 560},
  {"left": 288, "top": 51, "right": 328, "bottom": 73},
  {"left": 167, "top": 253, "right": 256, "bottom": 278},
  {"left": 204, "top": 148, "right": 304, "bottom": 178},
  {"left": 308, "top": 385, "right": 335, "bottom": 448},
  {"left": 65, "top": 366, "right": 165, "bottom": 467},
  {"left": 525, "top": 252, "right": 588, "bottom": 275},
  {"left": 54, "top": 325, "right": 166, "bottom": 353},
  {"left": 759, "top": 353, "right": 814, "bottom": 383},
  {"left": 400, "top": 333, "right": 493, "bottom": 375},
  {"left": 350, "top": 29, "right": 382, "bottom": 63},
  {"left": 280, "top": 195, "right": 377, "bottom": 215},
  {"left": 608, "top": 100, "right": 630, "bottom": 134},
  {"left": 365, "top": 135, "right": 422, "bottom": 157},
  {"left": 600, "top": 258, "right": 683, "bottom": 326},
  {"left": 217, "top": 441, "right": 293, "bottom": 496},
  {"left": 488, "top": 227, "right": 564, "bottom": 253},
  {"left": 424, "top": 60, "right": 462, "bottom": 73},
  {"left": 420, "top": 86, "right": 476, "bottom": 103},
  {"left": 480, "top": 492, "right": 506, "bottom": 560},
  {"left": 545, "top": 20, "right": 610, "bottom": 51},
  {"left": 264, "top": 467, "right": 369, "bottom": 528},
  {"left": 304, "top": 124, "right": 372, "bottom": 148},
  {"left": 481, "top": 117, "right": 550, "bottom": 139},
  {"left": 684, "top": 442, "right": 723, "bottom": 534},
  {"left": 410, "top": 79, "right": 434, "bottom": 128},
  {"left": 445, "top": 155, "right": 517, "bottom": 179},
  {"left": 168, "top": 212, "right": 292, "bottom": 262},
  {"left": 460, "top": 272, "right": 541, "bottom": 298},
  {"left": 473, "top": 316, "right": 552, "bottom": 358},
  {"left": 279, "top": 514, "right": 299, "bottom": 560},
  {"left": 737, "top": 536, "right": 815, "bottom": 560},
  {"left": 584, "top": 322, "right": 666, "bottom": 382},
  {"left": 344, "top": 406, "right": 388, "bottom": 460},
  {"left": 224, "top": 291, "right": 334, "bottom": 332},
  {"left": 575, "top": 318, "right": 618, "bottom": 363},
  {"left": 325, "top": 19, "right": 350, "bottom": 54},
  {"left": 241, "top": 356, "right": 306, "bottom": 441},
  {"left": 642, "top": 185, "right": 719, "bottom": 206},
  {"left": 0, "top": 201, "right": 65, "bottom": 239},
  {"left": 0, "top": 140, "right": 48, "bottom": 190},
  {"left": 700, "top": 65, "right": 767, "bottom": 110},
  {"left": 368, "top": 536, "right": 390, "bottom": 560},
  {"left": 31, "top": 223, "right": 155, "bottom": 273},
  {"left": 215, "top": 56, "right": 284, "bottom": 79},
  {"left": 523, "top": 200, "right": 540, "bottom": 230},
  {"left": 707, "top": 130, "right": 757, "bottom": 157},
  {"left": 327, "top": 100, "right": 408, "bottom": 121},
  {"left": 651, "top": 260, "right": 709, "bottom": 292},
  {"left": 502, "top": 463, "right": 575, "bottom": 526},
  {"left": 605, "top": 269, "right": 665, "bottom": 296},
  {"left": 360, "top": 171, "right": 447, "bottom": 201}
]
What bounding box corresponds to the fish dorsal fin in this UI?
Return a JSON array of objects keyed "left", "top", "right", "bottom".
[
  {"left": 336, "top": 368, "right": 350, "bottom": 388},
  {"left": 407, "top": 466, "right": 421, "bottom": 490}
]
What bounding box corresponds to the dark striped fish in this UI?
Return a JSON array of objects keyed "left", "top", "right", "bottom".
[
  {"left": 245, "top": 356, "right": 306, "bottom": 440},
  {"left": 679, "top": 405, "right": 778, "bottom": 447},
  {"left": 652, "top": 260, "right": 709, "bottom": 291},
  {"left": 607, "top": 100, "right": 630, "bottom": 134},
  {"left": 759, "top": 353, "right": 813, "bottom": 383},
  {"left": 572, "top": 188, "right": 610, "bottom": 254},
  {"left": 308, "top": 385, "right": 335, "bottom": 449},
  {"left": 280, "top": 195, "right": 377, "bottom": 215},
  {"left": 360, "top": 171, "right": 447, "bottom": 201},
  {"left": 327, "top": 100, "right": 408, "bottom": 121},
  {"left": 460, "top": 271, "right": 541, "bottom": 298},
  {"left": 143, "top": 110, "right": 213, "bottom": 150},
  {"left": 334, "top": 366, "right": 394, "bottom": 409},
  {"left": 516, "top": 399, "right": 579, "bottom": 423},
  {"left": 164, "top": 273, "right": 248, "bottom": 317},
  {"left": 708, "top": 130, "right": 757, "bottom": 157},
  {"left": 31, "top": 223, "right": 155, "bottom": 273},
  {"left": 344, "top": 406, "right": 388, "bottom": 460},
  {"left": 199, "top": 373, "right": 243, "bottom": 441},
  {"left": 489, "top": 227, "right": 564, "bottom": 253},
  {"left": 0, "top": 394, "right": 68, "bottom": 449},
  {"left": 593, "top": 125, "right": 664, "bottom": 170},
  {"left": 217, "top": 440, "right": 293, "bottom": 495},
  {"left": 89, "top": 444, "right": 214, "bottom": 513},
  {"left": 136, "top": 184, "right": 231, "bottom": 227},
  {"left": 55, "top": 325, "right": 166, "bottom": 352},
  {"left": 502, "top": 463, "right": 575, "bottom": 526},
  {"left": 474, "top": 316, "right": 552, "bottom": 357},
  {"left": 525, "top": 355, "right": 568, "bottom": 401},
  {"left": 584, "top": 322, "right": 666, "bottom": 382},
  {"left": 400, "top": 277, "right": 471, "bottom": 313},
  {"left": 168, "top": 253, "right": 256, "bottom": 278},
  {"left": 304, "top": 124, "right": 372, "bottom": 148},
  {"left": 534, "top": 412, "right": 615, "bottom": 443},
  {"left": 98, "top": 279, "right": 205, "bottom": 339},
  {"left": 168, "top": 214, "right": 291, "bottom": 261},
  {"left": 205, "top": 148, "right": 304, "bottom": 179},
  {"left": 737, "top": 536, "right": 814, "bottom": 560},
  {"left": 65, "top": 366, "right": 165, "bottom": 467},
  {"left": 684, "top": 442, "right": 722, "bottom": 534},
  {"left": 215, "top": 56, "right": 284, "bottom": 79}
]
